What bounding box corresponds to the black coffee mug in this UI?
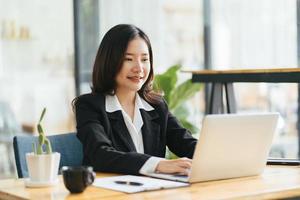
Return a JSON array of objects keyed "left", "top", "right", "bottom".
[{"left": 61, "top": 166, "right": 96, "bottom": 193}]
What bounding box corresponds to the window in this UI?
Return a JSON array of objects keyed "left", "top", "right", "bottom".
[
  {"left": 0, "top": 0, "right": 75, "bottom": 178},
  {"left": 210, "top": 0, "right": 298, "bottom": 158}
]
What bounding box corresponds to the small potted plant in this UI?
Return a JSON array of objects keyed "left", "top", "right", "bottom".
[{"left": 25, "top": 108, "right": 61, "bottom": 187}]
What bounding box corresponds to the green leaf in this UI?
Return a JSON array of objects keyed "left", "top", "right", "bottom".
[
  {"left": 165, "top": 147, "right": 178, "bottom": 159},
  {"left": 38, "top": 134, "right": 45, "bottom": 146},
  {"left": 37, "top": 138, "right": 43, "bottom": 155},
  {"left": 172, "top": 104, "right": 199, "bottom": 134},
  {"left": 39, "top": 108, "right": 46, "bottom": 123},
  {"left": 153, "top": 65, "right": 180, "bottom": 103},
  {"left": 172, "top": 104, "right": 189, "bottom": 119},
  {"left": 45, "top": 139, "right": 52, "bottom": 154},
  {"left": 37, "top": 124, "right": 44, "bottom": 136},
  {"left": 164, "top": 64, "right": 180, "bottom": 75},
  {"left": 169, "top": 80, "right": 202, "bottom": 110},
  {"left": 153, "top": 75, "right": 174, "bottom": 102}
]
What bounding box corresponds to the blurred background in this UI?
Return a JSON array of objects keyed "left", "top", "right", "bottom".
[{"left": 0, "top": 0, "right": 298, "bottom": 178}]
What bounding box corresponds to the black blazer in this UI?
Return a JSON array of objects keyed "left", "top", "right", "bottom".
[{"left": 75, "top": 93, "right": 197, "bottom": 175}]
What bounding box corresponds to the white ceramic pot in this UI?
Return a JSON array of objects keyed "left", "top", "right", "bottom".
[{"left": 25, "top": 152, "right": 61, "bottom": 183}]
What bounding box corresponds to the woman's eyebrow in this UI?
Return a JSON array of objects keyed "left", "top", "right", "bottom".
[{"left": 125, "top": 53, "right": 149, "bottom": 56}]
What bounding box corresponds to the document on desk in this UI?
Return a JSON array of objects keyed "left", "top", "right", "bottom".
[{"left": 93, "top": 175, "right": 189, "bottom": 193}]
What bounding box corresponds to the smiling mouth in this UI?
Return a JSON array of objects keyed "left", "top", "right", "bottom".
[{"left": 127, "top": 75, "right": 144, "bottom": 81}]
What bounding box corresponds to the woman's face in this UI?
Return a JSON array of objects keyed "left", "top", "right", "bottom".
[{"left": 115, "top": 37, "right": 151, "bottom": 93}]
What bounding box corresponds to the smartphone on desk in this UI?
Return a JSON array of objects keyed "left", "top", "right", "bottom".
[{"left": 267, "top": 158, "right": 300, "bottom": 166}]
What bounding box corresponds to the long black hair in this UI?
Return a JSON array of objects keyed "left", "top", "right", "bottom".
[{"left": 91, "top": 24, "right": 160, "bottom": 103}]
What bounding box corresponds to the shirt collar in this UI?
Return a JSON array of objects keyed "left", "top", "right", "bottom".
[{"left": 105, "top": 94, "right": 154, "bottom": 113}]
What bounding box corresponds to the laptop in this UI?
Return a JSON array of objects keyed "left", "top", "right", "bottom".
[{"left": 144, "top": 113, "right": 279, "bottom": 183}]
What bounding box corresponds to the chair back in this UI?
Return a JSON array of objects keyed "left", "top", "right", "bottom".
[{"left": 13, "top": 132, "right": 83, "bottom": 178}]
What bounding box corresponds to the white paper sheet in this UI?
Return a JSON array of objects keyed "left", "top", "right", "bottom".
[{"left": 93, "top": 175, "right": 189, "bottom": 193}]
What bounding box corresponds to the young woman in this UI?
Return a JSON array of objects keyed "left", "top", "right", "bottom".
[{"left": 74, "top": 24, "right": 197, "bottom": 175}]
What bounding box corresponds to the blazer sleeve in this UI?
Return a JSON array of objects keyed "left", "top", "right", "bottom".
[
  {"left": 75, "top": 95, "right": 151, "bottom": 175},
  {"left": 163, "top": 101, "right": 197, "bottom": 158}
]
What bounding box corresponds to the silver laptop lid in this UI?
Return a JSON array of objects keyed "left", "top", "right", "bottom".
[{"left": 189, "top": 113, "right": 279, "bottom": 183}]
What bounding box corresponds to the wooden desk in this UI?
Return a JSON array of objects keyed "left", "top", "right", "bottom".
[
  {"left": 183, "top": 68, "right": 300, "bottom": 114},
  {"left": 1, "top": 166, "right": 300, "bottom": 200}
]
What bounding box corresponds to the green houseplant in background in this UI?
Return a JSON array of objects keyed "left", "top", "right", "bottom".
[
  {"left": 25, "top": 108, "right": 61, "bottom": 187},
  {"left": 153, "top": 65, "right": 202, "bottom": 158}
]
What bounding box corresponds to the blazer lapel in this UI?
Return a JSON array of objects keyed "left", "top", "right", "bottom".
[
  {"left": 140, "top": 109, "right": 160, "bottom": 155},
  {"left": 107, "top": 111, "right": 137, "bottom": 152}
]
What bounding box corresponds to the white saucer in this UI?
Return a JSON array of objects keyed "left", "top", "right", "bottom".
[{"left": 24, "top": 178, "right": 59, "bottom": 188}]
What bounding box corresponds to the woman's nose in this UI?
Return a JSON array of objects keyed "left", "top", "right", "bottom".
[{"left": 133, "top": 60, "right": 143, "bottom": 72}]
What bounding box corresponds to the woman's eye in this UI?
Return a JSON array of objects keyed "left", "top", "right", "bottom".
[
  {"left": 142, "top": 58, "right": 149, "bottom": 62},
  {"left": 124, "top": 58, "right": 132, "bottom": 61}
]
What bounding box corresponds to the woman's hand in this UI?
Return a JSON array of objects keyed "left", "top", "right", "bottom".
[{"left": 155, "top": 157, "right": 192, "bottom": 175}]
